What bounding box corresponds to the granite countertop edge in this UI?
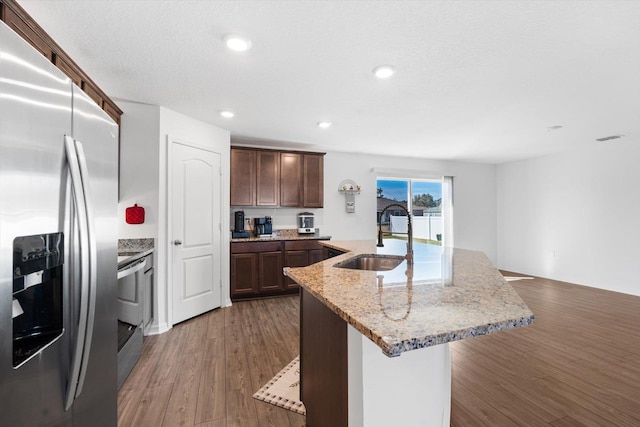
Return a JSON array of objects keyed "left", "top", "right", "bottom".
[{"left": 285, "top": 240, "right": 535, "bottom": 358}]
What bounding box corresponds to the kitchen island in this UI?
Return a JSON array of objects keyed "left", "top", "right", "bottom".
[{"left": 284, "top": 240, "right": 534, "bottom": 427}]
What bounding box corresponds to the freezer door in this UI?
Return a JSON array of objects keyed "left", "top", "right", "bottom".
[
  {"left": 69, "top": 86, "right": 119, "bottom": 427},
  {"left": 0, "top": 22, "right": 73, "bottom": 426}
]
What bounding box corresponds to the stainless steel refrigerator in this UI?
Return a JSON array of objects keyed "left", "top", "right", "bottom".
[{"left": 1, "top": 21, "right": 118, "bottom": 426}]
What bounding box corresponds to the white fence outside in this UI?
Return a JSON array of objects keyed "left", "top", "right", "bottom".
[{"left": 389, "top": 215, "right": 443, "bottom": 241}]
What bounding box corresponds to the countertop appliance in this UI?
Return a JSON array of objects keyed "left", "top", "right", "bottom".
[
  {"left": 298, "top": 212, "right": 315, "bottom": 234},
  {"left": 254, "top": 216, "right": 273, "bottom": 237},
  {"left": 1, "top": 22, "right": 119, "bottom": 426},
  {"left": 232, "top": 210, "right": 249, "bottom": 238}
]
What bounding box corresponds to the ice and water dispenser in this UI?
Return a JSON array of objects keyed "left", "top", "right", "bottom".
[{"left": 12, "top": 233, "right": 64, "bottom": 368}]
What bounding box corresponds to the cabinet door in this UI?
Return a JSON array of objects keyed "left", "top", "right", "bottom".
[
  {"left": 231, "top": 253, "right": 257, "bottom": 297},
  {"left": 257, "top": 251, "right": 283, "bottom": 292},
  {"left": 303, "top": 154, "right": 324, "bottom": 208},
  {"left": 280, "top": 152, "right": 302, "bottom": 207},
  {"left": 230, "top": 149, "right": 256, "bottom": 206},
  {"left": 284, "top": 250, "right": 309, "bottom": 289},
  {"left": 309, "top": 249, "right": 324, "bottom": 265},
  {"left": 256, "top": 151, "right": 279, "bottom": 206}
]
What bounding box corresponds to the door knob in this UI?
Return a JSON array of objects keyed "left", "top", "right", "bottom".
[{"left": 173, "top": 240, "right": 182, "bottom": 246}]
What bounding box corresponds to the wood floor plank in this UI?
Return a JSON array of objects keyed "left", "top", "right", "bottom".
[
  {"left": 129, "top": 384, "right": 173, "bottom": 427},
  {"left": 120, "top": 351, "right": 161, "bottom": 391},
  {"left": 148, "top": 322, "right": 191, "bottom": 387},
  {"left": 142, "top": 330, "right": 171, "bottom": 355},
  {"left": 224, "top": 302, "right": 252, "bottom": 392},
  {"left": 550, "top": 416, "right": 589, "bottom": 427},
  {"left": 162, "top": 350, "right": 204, "bottom": 427},
  {"left": 117, "top": 387, "right": 146, "bottom": 427},
  {"left": 195, "top": 420, "right": 226, "bottom": 427},
  {"left": 183, "top": 312, "right": 210, "bottom": 355},
  {"left": 195, "top": 338, "right": 226, "bottom": 424},
  {"left": 226, "top": 388, "right": 259, "bottom": 427}
]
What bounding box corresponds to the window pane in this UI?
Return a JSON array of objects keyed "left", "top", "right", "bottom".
[{"left": 411, "top": 180, "right": 442, "bottom": 243}]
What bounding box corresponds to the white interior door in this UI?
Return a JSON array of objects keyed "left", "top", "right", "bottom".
[{"left": 170, "top": 140, "right": 221, "bottom": 324}]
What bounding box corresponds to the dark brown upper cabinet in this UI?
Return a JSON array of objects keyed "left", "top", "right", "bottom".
[
  {"left": 256, "top": 150, "right": 280, "bottom": 206},
  {"left": 230, "top": 147, "right": 324, "bottom": 208},
  {"left": 303, "top": 154, "right": 324, "bottom": 208},
  {"left": 230, "top": 148, "right": 256, "bottom": 206},
  {"left": 280, "top": 152, "right": 302, "bottom": 207}
]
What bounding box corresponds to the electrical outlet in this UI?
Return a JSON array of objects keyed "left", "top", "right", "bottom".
[{"left": 245, "top": 217, "right": 251, "bottom": 230}]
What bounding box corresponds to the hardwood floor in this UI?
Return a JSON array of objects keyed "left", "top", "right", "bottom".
[
  {"left": 118, "top": 273, "right": 640, "bottom": 426},
  {"left": 117, "top": 297, "right": 305, "bottom": 427},
  {"left": 451, "top": 271, "right": 640, "bottom": 427}
]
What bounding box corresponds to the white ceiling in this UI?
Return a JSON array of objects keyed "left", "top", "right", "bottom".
[{"left": 18, "top": 0, "right": 640, "bottom": 164}]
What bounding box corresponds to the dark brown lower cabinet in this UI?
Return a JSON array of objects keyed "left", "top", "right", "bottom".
[
  {"left": 257, "top": 251, "right": 283, "bottom": 292},
  {"left": 231, "top": 239, "right": 327, "bottom": 300},
  {"left": 284, "top": 240, "right": 326, "bottom": 290},
  {"left": 230, "top": 252, "right": 257, "bottom": 297}
]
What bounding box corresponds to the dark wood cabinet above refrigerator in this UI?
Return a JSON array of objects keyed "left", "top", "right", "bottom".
[{"left": 0, "top": 0, "right": 123, "bottom": 124}]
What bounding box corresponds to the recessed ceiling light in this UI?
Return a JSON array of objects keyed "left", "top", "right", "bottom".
[
  {"left": 596, "top": 134, "right": 624, "bottom": 142},
  {"left": 317, "top": 121, "right": 332, "bottom": 129},
  {"left": 219, "top": 110, "right": 235, "bottom": 119},
  {"left": 547, "top": 125, "right": 563, "bottom": 131},
  {"left": 373, "top": 65, "right": 396, "bottom": 79},
  {"left": 223, "top": 34, "right": 252, "bottom": 52}
]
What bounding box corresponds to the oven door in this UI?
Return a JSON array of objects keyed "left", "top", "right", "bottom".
[{"left": 116, "top": 258, "right": 146, "bottom": 326}]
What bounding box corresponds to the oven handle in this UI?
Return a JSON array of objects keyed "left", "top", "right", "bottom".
[{"left": 117, "top": 258, "right": 147, "bottom": 279}]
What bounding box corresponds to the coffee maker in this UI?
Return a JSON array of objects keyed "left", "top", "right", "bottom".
[
  {"left": 232, "top": 210, "right": 249, "bottom": 238},
  {"left": 254, "top": 216, "right": 273, "bottom": 236}
]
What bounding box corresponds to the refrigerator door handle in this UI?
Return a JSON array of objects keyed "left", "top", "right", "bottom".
[
  {"left": 63, "top": 135, "right": 91, "bottom": 411},
  {"left": 73, "top": 139, "right": 98, "bottom": 397}
]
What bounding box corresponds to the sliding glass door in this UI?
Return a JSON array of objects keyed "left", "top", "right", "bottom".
[{"left": 376, "top": 177, "right": 451, "bottom": 247}]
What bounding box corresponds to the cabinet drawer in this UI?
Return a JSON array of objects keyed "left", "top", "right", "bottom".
[
  {"left": 231, "top": 241, "right": 282, "bottom": 253},
  {"left": 284, "top": 240, "right": 325, "bottom": 251}
]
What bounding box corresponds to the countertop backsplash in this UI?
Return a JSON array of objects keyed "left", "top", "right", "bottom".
[{"left": 229, "top": 207, "right": 324, "bottom": 231}]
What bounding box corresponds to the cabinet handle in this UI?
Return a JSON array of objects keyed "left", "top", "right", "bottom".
[{"left": 173, "top": 240, "right": 182, "bottom": 246}]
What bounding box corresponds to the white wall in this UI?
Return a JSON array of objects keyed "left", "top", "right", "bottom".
[
  {"left": 497, "top": 140, "right": 640, "bottom": 296},
  {"left": 118, "top": 103, "right": 230, "bottom": 335},
  {"left": 230, "top": 207, "right": 324, "bottom": 233},
  {"left": 118, "top": 102, "right": 160, "bottom": 238},
  {"left": 323, "top": 152, "right": 498, "bottom": 262}
]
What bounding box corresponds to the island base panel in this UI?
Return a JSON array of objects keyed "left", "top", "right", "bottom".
[
  {"left": 300, "top": 288, "right": 348, "bottom": 426},
  {"left": 348, "top": 325, "right": 451, "bottom": 427}
]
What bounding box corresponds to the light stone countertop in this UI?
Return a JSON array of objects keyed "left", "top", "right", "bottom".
[
  {"left": 284, "top": 240, "right": 535, "bottom": 357},
  {"left": 117, "top": 238, "right": 154, "bottom": 268}
]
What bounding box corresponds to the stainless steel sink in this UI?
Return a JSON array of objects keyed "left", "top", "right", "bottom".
[{"left": 334, "top": 254, "right": 405, "bottom": 271}]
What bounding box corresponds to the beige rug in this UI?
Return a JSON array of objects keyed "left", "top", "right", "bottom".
[{"left": 253, "top": 356, "right": 306, "bottom": 415}]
